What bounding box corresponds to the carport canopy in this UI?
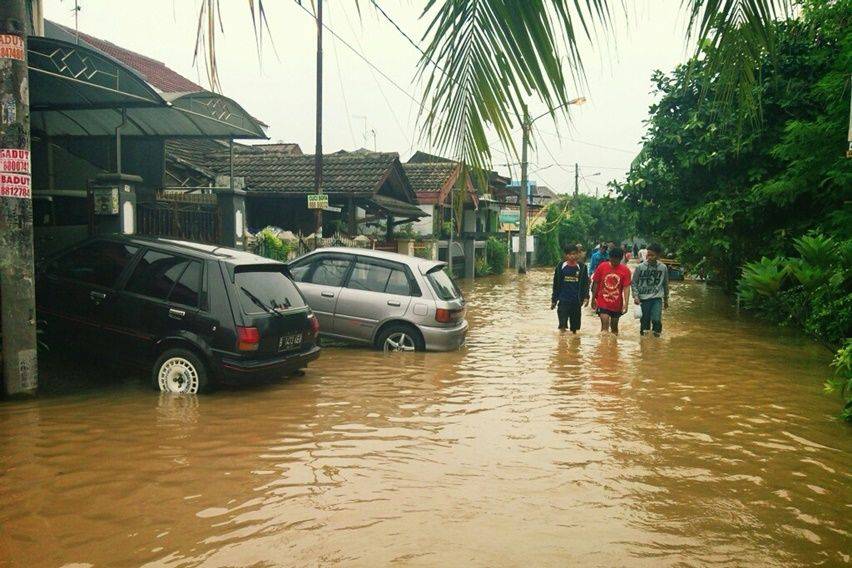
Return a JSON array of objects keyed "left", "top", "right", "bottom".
[
  {"left": 367, "top": 194, "right": 427, "bottom": 224},
  {"left": 28, "top": 36, "right": 266, "bottom": 139}
]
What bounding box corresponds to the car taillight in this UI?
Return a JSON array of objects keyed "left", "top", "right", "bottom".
[
  {"left": 237, "top": 326, "right": 260, "bottom": 351},
  {"left": 435, "top": 308, "right": 464, "bottom": 323},
  {"left": 306, "top": 313, "right": 320, "bottom": 338}
]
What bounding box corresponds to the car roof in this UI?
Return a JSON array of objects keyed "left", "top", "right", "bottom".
[
  {"left": 297, "top": 246, "right": 445, "bottom": 273},
  {"left": 95, "top": 235, "right": 282, "bottom": 266}
]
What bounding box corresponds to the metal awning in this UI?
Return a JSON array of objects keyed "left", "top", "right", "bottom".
[
  {"left": 28, "top": 36, "right": 164, "bottom": 110},
  {"left": 28, "top": 36, "right": 266, "bottom": 139},
  {"left": 368, "top": 194, "right": 427, "bottom": 220}
]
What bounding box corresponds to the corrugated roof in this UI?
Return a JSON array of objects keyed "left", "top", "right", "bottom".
[{"left": 166, "top": 139, "right": 231, "bottom": 168}]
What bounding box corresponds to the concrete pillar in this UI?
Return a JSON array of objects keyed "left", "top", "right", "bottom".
[
  {"left": 90, "top": 173, "right": 142, "bottom": 236},
  {"left": 396, "top": 238, "right": 414, "bottom": 256},
  {"left": 0, "top": 1, "right": 37, "bottom": 395},
  {"left": 216, "top": 186, "right": 247, "bottom": 249},
  {"left": 463, "top": 238, "right": 475, "bottom": 279}
]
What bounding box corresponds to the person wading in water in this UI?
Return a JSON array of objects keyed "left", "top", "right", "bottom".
[
  {"left": 551, "top": 244, "right": 590, "bottom": 333},
  {"left": 632, "top": 243, "right": 669, "bottom": 337},
  {"left": 590, "top": 247, "right": 632, "bottom": 335}
]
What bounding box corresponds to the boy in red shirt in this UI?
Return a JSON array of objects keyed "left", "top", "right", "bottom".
[{"left": 590, "top": 247, "right": 632, "bottom": 334}]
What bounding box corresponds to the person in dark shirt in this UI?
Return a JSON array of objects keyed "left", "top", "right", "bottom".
[{"left": 551, "top": 244, "right": 590, "bottom": 333}]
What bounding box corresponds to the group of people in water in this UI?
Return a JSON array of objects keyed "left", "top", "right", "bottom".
[{"left": 550, "top": 241, "right": 670, "bottom": 336}]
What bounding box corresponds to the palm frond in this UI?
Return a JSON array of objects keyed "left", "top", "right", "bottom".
[
  {"left": 681, "top": 0, "right": 792, "bottom": 117},
  {"left": 417, "top": 0, "right": 613, "bottom": 173},
  {"left": 194, "top": 0, "right": 276, "bottom": 93}
]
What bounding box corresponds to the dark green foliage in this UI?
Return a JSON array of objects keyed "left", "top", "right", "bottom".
[
  {"left": 620, "top": 0, "right": 851, "bottom": 290},
  {"left": 475, "top": 257, "right": 492, "bottom": 277},
  {"left": 533, "top": 195, "right": 637, "bottom": 265},
  {"left": 485, "top": 236, "right": 508, "bottom": 275},
  {"left": 825, "top": 341, "right": 852, "bottom": 422}
]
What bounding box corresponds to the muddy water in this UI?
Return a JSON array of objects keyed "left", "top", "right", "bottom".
[{"left": 1, "top": 269, "right": 850, "bottom": 567}]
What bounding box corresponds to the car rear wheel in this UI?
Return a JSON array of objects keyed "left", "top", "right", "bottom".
[
  {"left": 377, "top": 324, "right": 425, "bottom": 353},
  {"left": 153, "top": 349, "right": 210, "bottom": 394}
]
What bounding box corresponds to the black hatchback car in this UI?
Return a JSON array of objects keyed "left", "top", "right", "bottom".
[{"left": 36, "top": 236, "right": 320, "bottom": 393}]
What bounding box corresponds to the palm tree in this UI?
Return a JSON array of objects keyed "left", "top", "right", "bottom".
[{"left": 196, "top": 0, "right": 790, "bottom": 171}]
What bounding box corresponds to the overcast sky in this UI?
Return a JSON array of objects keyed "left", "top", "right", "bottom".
[{"left": 44, "top": 0, "right": 693, "bottom": 195}]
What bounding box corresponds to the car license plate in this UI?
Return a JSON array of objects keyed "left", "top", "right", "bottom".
[{"left": 278, "top": 333, "right": 302, "bottom": 352}]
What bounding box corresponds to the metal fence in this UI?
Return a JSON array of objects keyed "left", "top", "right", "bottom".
[{"left": 137, "top": 192, "right": 220, "bottom": 244}]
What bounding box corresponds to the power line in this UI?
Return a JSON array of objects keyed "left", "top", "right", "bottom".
[
  {"left": 535, "top": 128, "right": 637, "bottom": 154},
  {"left": 294, "top": 0, "right": 512, "bottom": 165},
  {"left": 327, "top": 3, "right": 357, "bottom": 148},
  {"left": 338, "top": 2, "right": 414, "bottom": 153},
  {"left": 292, "top": 0, "right": 423, "bottom": 110}
]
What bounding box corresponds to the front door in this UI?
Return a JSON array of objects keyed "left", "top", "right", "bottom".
[
  {"left": 334, "top": 258, "right": 414, "bottom": 342},
  {"left": 289, "top": 253, "right": 353, "bottom": 334}
]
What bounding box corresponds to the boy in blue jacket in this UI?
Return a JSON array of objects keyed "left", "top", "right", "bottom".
[{"left": 551, "top": 244, "right": 590, "bottom": 332}]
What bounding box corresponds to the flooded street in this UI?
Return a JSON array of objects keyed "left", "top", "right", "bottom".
[{"left": 1, "top": 268, "right": 850, "bottom": 567}]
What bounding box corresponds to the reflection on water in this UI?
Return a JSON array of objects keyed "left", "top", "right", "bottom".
[{"left": 1, "top": 269, "right": 850, "bottom": 567}]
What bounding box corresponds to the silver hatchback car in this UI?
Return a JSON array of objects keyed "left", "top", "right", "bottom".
[{"left": 287, "top": 248, "right": 467, "bottom": 352}]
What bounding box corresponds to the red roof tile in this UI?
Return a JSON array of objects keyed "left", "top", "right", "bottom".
[{"left": 56, "top": 23, "right": 203, "bottom": 93}]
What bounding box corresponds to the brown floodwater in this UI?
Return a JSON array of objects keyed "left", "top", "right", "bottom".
[{"left": 1, "top": 268, "right": 850, "bottom": 567}]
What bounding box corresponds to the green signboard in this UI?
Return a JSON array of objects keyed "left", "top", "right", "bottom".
[{"left": 307, "top": 194, "right": 329, "bottom": 209}]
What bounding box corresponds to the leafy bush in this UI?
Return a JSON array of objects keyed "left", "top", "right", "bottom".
[
  {"left": 793, "top": 234, "right": 838, "bottom": 267},
  {"left": 474, "top": 257, "right": 492, "bottom": 277},
  {"left": 824, "top": 341, "right": 852, "bottom": 422},
  {"left": 255, "top": 227, "right": 293, "bottom": 261},
  {"left": 485, "top": 236, "right": 508, "bottom": 275},
  {"left": 738, "top": 257, "right": 788, "bottom": 300}
]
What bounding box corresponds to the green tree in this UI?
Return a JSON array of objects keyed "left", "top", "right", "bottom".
[
  {"left": 533, "top": 195, "right": 637, "bottom": 264},
  {"left": 620, "top": 0, "right": 851, "bottom": 289}
]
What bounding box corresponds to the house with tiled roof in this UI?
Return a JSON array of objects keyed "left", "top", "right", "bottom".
[
  {"left": 163, "top": 145, "right": 423, "bottom": 237},
  {"left": 402, "top": 160, "right": 480, "bottom": 238},
  {"left": 403, "top": 151, "right": 511, "bottom": 240}
]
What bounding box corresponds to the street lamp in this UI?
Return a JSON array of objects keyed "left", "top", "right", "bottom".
[{"left": 517, "top": 97, "right": 587, "bottom": 274}]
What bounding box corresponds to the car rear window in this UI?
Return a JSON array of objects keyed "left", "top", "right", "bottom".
[
  {"left": 235, "top": 268, "right": 306, "bottom": 315},
  {"left": 426, "top": 268, "right": 461, "bottom": 301}
]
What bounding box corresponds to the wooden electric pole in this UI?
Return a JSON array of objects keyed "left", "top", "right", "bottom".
[
  {"left": 0, "top": 0, "right": 37, "bottom": 396},
  {"left": 517, "top": 104, "right": 529, "bottom": 274},
  {"left": 313, "top": 0, "right": 323, "bottom": 241}
]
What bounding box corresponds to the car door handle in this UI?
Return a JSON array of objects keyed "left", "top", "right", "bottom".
[
  {"left": 168, "top": 308, "right": 186, "bottom": 320},
  {"left": 321, "top": 291, "right": 335, "bottom": 298},
  {"left": 89, "top": 291, "right": 106, "bottom": 301},
  {"left": 387, "top": 300, "right": 401, "bottom": 307}
]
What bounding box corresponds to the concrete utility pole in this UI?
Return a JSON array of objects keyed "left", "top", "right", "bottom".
[
  {"left": 574, "top": 162, "right": 579, "bottom": 199},
  {"left": 0, "top": 0, "right": 38, "bottom": 396},
  {"left": 517, "top": 105, "right": 530, "bottom": 274},
  {"left": 313, "top": 0, "right": 323, "bottom": 241}
]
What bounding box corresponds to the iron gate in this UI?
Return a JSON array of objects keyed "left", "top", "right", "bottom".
[{"left": 137, "top": 193, "right": 220, "bottom": 244}]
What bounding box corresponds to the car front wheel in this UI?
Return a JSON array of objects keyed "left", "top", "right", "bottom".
[{"left": 153, "top": 348, "right": 210, "bottom": 394}]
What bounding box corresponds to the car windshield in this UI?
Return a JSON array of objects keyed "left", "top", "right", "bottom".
[
  {"left": 235, "top": 269, "right": 306, "bottom": 315},
  {"left": 426, "top": 267, "right": 461, "bottom": 301}
]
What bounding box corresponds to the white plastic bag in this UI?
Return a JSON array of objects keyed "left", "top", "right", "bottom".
[{"left": 633, "top": 304, "right": 642, "bottom": 319}]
